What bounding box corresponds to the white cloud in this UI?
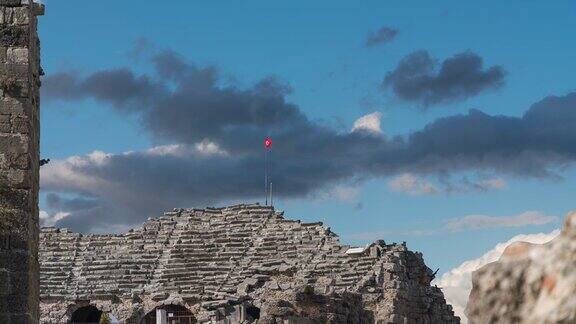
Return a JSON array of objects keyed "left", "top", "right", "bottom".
[
  {"left": 144, "top": 141, "right": 227, "bottom": 158},
  {"left": 445, "top": 211, "right": 559, "bottom": 231},
  {"left": 193, "top": 139, "right": 228, "bottom": 156},
  {"left": 388, "top": 173, "right": 438, "bottom": 195},
  {"left": 86, "top": 150, "right": 112, "bottom": 165},
  {"left": 433, "top": 230, "right": 560, "bottom": 323},
  {"left": 330, "top": 186, "right": 361, "bottom": 202},
  {"left": 39, "top": 210, "right": 71, "bottom": 227},
  {"left": 388, "top": 174, "right": 507, "bottom": 196},
  {"left": 41, "top": 151, "right": 113, "bottom": 193},
  {"left": 40, "top": 141, "right": 237, "bottom": 232},
  {"left": 41, "top": 141, "right": 229, "bottom": 191},
  {"left": 315, "top": 185, "right": 361, "bottom": 203},
  {"left": 145, "top": 144, "right": 185, "bottom": 156},
  {"left": 351, "top": 112, "right": 383, "bottom": 134}
]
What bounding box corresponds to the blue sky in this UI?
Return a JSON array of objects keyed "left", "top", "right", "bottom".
[{"left": 39, "top": 0, "right": 576, "bottom": 278}]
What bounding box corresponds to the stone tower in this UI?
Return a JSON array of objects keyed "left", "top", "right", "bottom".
[{"left": 0, "top": 0, "right": 44, "bottom": 322}]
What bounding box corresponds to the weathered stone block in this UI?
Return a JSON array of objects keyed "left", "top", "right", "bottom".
[
  {"left": 11, "top": 116, "right": 28, "bottom": 133},
  {"left": 0, "top": 0, "right": 21, "bottom": 7},
  {"left": 0, "top": 46, "right": 6, "bottom": 62},
  {"left": 1, "top": 97, "right": 26, "bottom": 116},
  {"left": 0, "top": 76, "right": 27, "bottom": 97},
  {"left": 12, "top": 152, "right": 29, "bottom": 169},
  {"left": 10, "top": 7, "right": 29, "bottom": 25},
  {"left": 0, "top": 122, "right": 9, "bottom": 132},
  {"left": 7, "top": 47, "right": 27, "bottom": 63},
  {"left": 0, "top": 25, "right": 28, "bottom": 47},
  {"left": 467, "top": 211, "right": 576, "bottom": 324},
  {"left": 0, "top": 249, "right": 30, "bottom": 272},
  {"left": 0, "top": 153, "right": 7, "bottom": 169},
  {"left": 0, "top": 269, "right": 9, "bottom": 296},
  {"left": 0, "top": 133, "right": 29, "bottom": 154},
  {"left": 0, "top": 168, "right": 29, "bottom": 188},
  {"left": 0, "top": 208, "right": 27, "bottom": 233},
  {"left": 0, "top": 62, "right": 28, "bottom": 79}
]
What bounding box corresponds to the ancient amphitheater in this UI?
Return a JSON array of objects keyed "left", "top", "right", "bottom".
[
  {"left": 39, "top": 204, "right": 459, "bottom": 323},
  {"left": 0, "top": 1, "right": 462, "bottom": 323},
  {"left": 6, "top": 0, "right": 576, "bottom": 323}
]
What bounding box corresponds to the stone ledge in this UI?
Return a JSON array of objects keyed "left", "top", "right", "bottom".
[
  {"left": 0, "top": 0, "right": 23, "bottom": 7},
  {"left": 33, "top": 3, "right": 44, "bottom": 16}
]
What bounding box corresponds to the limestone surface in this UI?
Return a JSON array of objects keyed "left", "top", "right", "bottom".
[
  {"left": 467, "top": 211, "right": 576, "bottom": 324},
  {"left": 0, "top": 0, "right": 44, "bottom": 322},
  {"left": 40, "top": 204, "right": 459, "bottom": 323}
]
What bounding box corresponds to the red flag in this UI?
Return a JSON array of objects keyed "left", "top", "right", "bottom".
[{"left": 264, "top": 137, "right": 273, "bottom": 149}]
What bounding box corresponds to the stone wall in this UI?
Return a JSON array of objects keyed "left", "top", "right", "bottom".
[
  {"left": 39, "top": 204, "right": 459, "bottom": 323},
  {"left": 0, "top": 0, "right": 44, "bottom": 323},
  {"left": 467, "top": 211, "right": 576, "bottom": 324}
]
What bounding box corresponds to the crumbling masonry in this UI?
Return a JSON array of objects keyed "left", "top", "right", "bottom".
[
  {"left": 467, "top": 211, "right": 576, "bottom": 323},
  {"left": 39, "top": 205, "right": 459, "bottom": 323},
  {"left": 0, "top": 0, "right": 44, "bottom": 323}
]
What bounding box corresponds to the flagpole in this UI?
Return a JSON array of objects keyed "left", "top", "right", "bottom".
[
  {"left": 270, "top": 182, "right": 273, "bottom": 207},
  {"left": 264, "top": 137, "right": 273, "bottom": 206},
  {"left": 265, "top": 147, "right": 268, "bottom": 206},
  {"left": 269, "top": 146, "right": 272, "bottom": 206}
]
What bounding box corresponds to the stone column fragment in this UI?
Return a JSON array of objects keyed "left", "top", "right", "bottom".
[{"left": 0, "top": 0, "right": 44, "bottom": 322}]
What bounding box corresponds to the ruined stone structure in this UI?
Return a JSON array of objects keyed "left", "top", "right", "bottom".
[
  {"left": 467, "top": 211, "right": 576, "bottom": 324},
  {"left": 0, "top": 3, "right": 458, "bottom": 323},
  {"left": 0, "top": 0, "right": 44, "bottom": 322},
  {"left": 39, "top": 204, "right": 459, "bottom": 323}
]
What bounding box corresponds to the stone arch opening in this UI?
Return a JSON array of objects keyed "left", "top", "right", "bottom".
[
  {"left": 70, "top": 305, "right": 103, "bottom": 323},
  {"left": 140, "top": 304, "right": 196, "bottom": 324}
]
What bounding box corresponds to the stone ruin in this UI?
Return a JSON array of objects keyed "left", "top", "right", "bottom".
[
  {"left": 467, "top": 211, "right": 576, "bottom": 324},
  {"left": 39, "top": 204, "right": 459, "bottom": 323},
  {"left": 0, "top": 1, "right": 460, "bottom": 323},
  {"left": 2, "top": 0, "right": 575, "bottom": 323},
  {"left": 0, "top": 0, "right": 44, "bottom": 322}
]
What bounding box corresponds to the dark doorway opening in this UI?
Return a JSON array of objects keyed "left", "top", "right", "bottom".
[
  {"left": 70, "top": 305, "right": 103, "bottom": 323},
  {"left": 246, "top": 305, "right": 260, "bottom": 320}
]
